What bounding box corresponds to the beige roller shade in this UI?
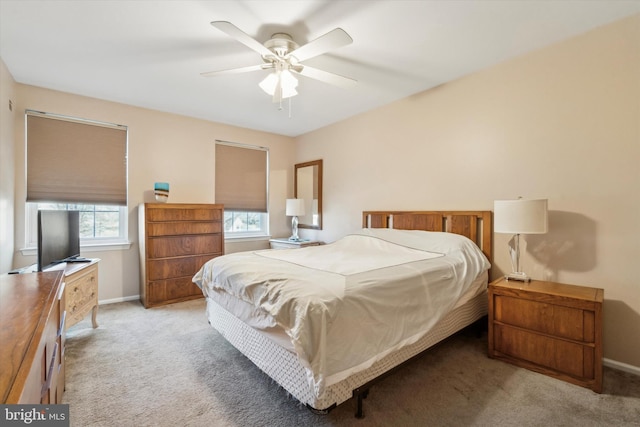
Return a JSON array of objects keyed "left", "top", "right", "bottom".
[
  {"left": 215, "top": 142, "right": 267, "bottom": 212},
  {"left": 26, "top": 112, "right": 127, "bottom": 205}
]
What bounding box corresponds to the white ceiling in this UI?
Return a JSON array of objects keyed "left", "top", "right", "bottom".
[{"left": 1, "top": 1, "right": 639, "bottom": 137}]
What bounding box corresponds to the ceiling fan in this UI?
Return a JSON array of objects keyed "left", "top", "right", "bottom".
[{"left": 201, "top": 21, "right": 357, "bottom": 104}]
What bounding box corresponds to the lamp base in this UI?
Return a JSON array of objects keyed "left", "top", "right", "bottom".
[
  {"left": 505, "top": 272, "right": 531, "bottom": 282},
  {"left": 289, "top": 216, "right": 300, "bottom": 242}
]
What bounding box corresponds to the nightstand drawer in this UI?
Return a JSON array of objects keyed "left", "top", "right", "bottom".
[
  {"left": 493, "top": 324, "right": 594, "bottom": 379},
  {"left": 494, "top": 295, "right": 595, "bottom": 342}
]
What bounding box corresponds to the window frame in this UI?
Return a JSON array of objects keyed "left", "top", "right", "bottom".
[
  {"left": 223, "top": 210, "right": 269, "bottom": 240},
  {"left": 25, "top": 202, "right": 129, "bottom": 251}
]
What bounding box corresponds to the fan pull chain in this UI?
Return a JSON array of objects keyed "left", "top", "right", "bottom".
[{"left": 288, "top": 97, "right": 292, "bottom": 119}]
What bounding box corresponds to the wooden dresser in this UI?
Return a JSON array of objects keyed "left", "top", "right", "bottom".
[
  {"left": 488, "top": 277, "right": 603, "bottom": 392},
  {"left": 0, "top": 271, "right": 66, "bottom": 403},
  {"left": 139, "top": 203, "right": 224, "bottom": 308}
]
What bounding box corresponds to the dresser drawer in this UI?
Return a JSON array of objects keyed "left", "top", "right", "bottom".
[
  {"left": 147, "top": 207, "right": 222, "bottom": 222},
  {"left": 147, "top": 221, "right": 221, "bottom": 237},
  {"left": 147, "top": 255, "right": 213, "bottom": 281},
  {"left": 147, "top": 235, "right": 222, "bottom": 258},
  {"left": 147, "top": 277, "right": 203, "bottom": 304},
  {"left": 494, "top": 295, "right": 594, "bottom": 343},
  {"left": 67, "top": 281, "right": 97, "bottom": 310},
  {"left": 67, "top": 270, "right": 97, "bottom": 307}
]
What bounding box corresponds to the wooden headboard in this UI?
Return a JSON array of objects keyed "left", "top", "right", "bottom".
[{"left": 362, "top": 210, "right": 492, "bottom": 263}]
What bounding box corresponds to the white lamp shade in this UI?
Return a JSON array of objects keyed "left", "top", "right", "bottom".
[
  {"left": 258, "top": 73, "right": 279, "bottom": 95},
  {"left": 259, "top": 70, "right": 298, "bottom": 99},
  {"left": 494, "top": 199, "right": 548, "bottom": 234},
  {"left": 286, "top": 198, "right": 305, "bottom": 216}
]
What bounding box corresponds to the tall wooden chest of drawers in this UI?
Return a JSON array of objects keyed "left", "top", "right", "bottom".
[
  {"left": 488, "top": 277, "right": 603, "bottom": 392},
  {"left": 139, "top": 203, "right": 224, "bottom": 308}
]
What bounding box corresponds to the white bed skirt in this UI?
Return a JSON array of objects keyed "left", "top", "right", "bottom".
[{"left": 205, "top": 289, "right": 488, "bottom": 411}]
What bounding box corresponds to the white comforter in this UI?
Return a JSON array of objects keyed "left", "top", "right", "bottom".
[{"left": 193, "top": 228, "right": 490, "bottom": 398}]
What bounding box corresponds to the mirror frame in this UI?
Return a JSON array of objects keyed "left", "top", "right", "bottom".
[{"left": 294, "top": 159, "right": 323, "bottom": 230}]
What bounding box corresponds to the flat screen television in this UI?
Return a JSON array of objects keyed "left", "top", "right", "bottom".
[{"left": 37, "top": 210, "right": 81, "bottom": 271}]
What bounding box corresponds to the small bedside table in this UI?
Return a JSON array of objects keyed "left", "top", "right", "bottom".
[
  {"left": 488, "top": 277, "right": 603, "bottom": 392},
  {"left": 269, "top": 238, "right": 320, "bottom": 249}
]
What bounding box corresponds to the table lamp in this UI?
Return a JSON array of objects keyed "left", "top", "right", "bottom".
[
  {"left": 494, "top": 198, "right": 548, "bottom": 282},
  {"left": 286, "top": 198, "right": 305, "bottom": 241}
]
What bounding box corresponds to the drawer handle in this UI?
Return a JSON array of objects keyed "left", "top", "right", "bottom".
[
  {"left": 41, "top": 341, "right": 58, "bottom": 399},
  {"left": 58, "top": 311, "right": 66, "bottom": 337}
]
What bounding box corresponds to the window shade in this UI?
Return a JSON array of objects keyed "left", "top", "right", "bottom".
[
  {"left": 215, "top": 142, "right": 267, "bottom": 212},
  {"left": 26, "top": 112, "right": 127, "bottom": 205}
]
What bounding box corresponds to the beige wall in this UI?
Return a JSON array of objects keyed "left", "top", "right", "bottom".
[
  {"left": 296, "top": 15, "right": 640, "bottom": 369},
  {"left": 7, "top": 84, "right": 295, "bottom": 301},
  {"left": 0, "top": 59, "right": 16, "bottom": 273}
]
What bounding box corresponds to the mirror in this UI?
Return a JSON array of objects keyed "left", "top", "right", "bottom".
[{"left": 294, "top": 159, "right": 322, "bottom": 230}]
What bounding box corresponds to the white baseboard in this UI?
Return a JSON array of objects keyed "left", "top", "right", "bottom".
[
  {"left": 98, "top": 295, "right": 140, "bottom": 305},
  {"left": 604, "top": 358, "right": 640, "bottom": 376}
]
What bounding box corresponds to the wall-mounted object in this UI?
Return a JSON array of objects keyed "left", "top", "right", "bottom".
[{"left": 294, "top": 159, "right": 322, "bottom": 230}]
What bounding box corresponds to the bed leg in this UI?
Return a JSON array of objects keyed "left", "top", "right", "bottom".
[{"left": 354, "top": 388, "right": 369, "bottom": 419}]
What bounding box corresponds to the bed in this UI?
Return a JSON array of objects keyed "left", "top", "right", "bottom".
[{"left": 193, "top": 210, "right": 492, "bottom": 417}]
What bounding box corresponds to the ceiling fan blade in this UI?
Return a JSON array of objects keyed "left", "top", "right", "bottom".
[
  {"left": 289, "top": 28, "right": 353, "bottom": 62},
  {"left": 296, "top": 65, "right": 357, "bottom": 89},
  {"left": 211, "top": 21, "right": 274, "bottom": 58},
  {"left": 200, "top": 64, "right": 269, "bottom": 77}
]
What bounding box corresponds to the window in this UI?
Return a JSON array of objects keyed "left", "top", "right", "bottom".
[
  {"left": 26, "top": 203, "right": 127, "bottom": 248},
  {"left": 25, "top": 111, "right": 128, "bottom": 247},
  {"left": 224, "top": 211, "right": 265, "bottom": 235},
  {"left": 215, "top": 141, "right": 269, "bottom": 238}
]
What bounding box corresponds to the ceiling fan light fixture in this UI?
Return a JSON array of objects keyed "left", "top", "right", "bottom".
[
  {"left": 280, "top": 69, "right": 298, "bottom": 97},
  {"left": 259, "top": 69, "right": 298, "bottom": 99},
  {"left": 204, "top": 22, "right": 356, "bottom": 107},
  {"left": 258, "top": 72, "right": 279, "bottom": 95}
]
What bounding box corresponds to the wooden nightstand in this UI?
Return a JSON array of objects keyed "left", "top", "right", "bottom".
[
  {"left": 488, "top": 277, "right": 603, "bottom": 392},
  {"left": 269, "top": 238, "right": 320, "bottom": 249}
]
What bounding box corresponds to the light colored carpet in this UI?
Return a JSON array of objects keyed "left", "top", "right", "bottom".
[{"left": 63, "top": 299, "right": 640, "bottom": 427}]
